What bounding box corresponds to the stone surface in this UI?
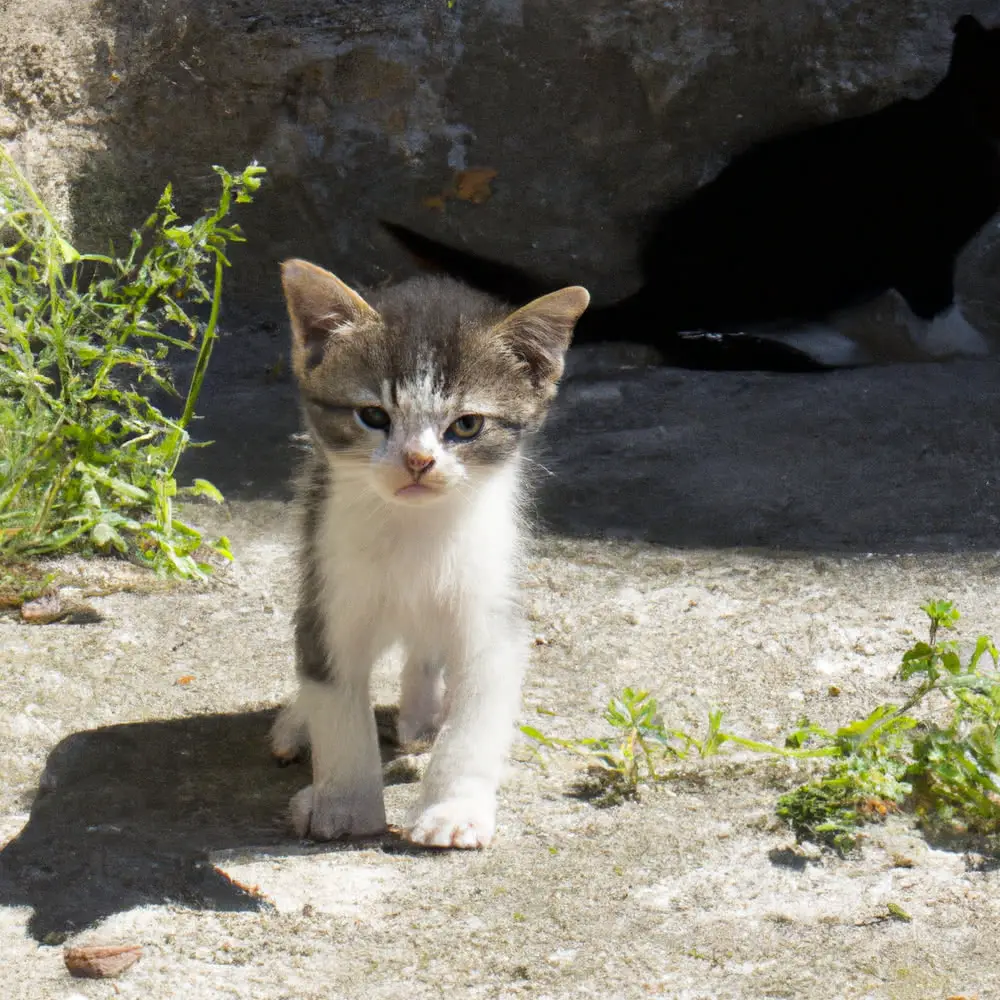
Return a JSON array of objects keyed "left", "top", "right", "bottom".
[
  {"left": 4, "top": 0, "right": 1000, "bottom": 323},
  {"left": 2, "top": 350, "right": 1000, "bottom": 997}
]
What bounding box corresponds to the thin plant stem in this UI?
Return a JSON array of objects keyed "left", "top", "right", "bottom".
[{"left": 178, "top": 250, "right": 223, "bottom": 433}]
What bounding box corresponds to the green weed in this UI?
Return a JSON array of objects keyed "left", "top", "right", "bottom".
[
  {"left": 0, "top": 150, "right": 265, "bottom": 578},
  {"left": 523, "top": 601, "right": 1000, "bottom": 853},
  {"left": 522, "top": 688, "right": 680, "bottom": 802},
  {"left": 521, "top": 688, "right": 825, "bottom": 804},
  {"left": 779, "top": 600, "right": 1000, "bottom": 852}
]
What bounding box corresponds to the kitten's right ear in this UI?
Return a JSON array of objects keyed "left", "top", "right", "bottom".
[
  {"left": 492, "top": 286, "right": 590, "bottom": 390},
  {"left": 281, "top": 259, "right": 379, "bottom": 371}
]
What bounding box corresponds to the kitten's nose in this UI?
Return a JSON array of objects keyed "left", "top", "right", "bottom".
[{"left": 404, "top": 449, "right": 435, "bottom": 478}]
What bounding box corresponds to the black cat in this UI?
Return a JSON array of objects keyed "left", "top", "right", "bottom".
[{"left": 384, "top": 14, "right": 1000, "bottom": 373}]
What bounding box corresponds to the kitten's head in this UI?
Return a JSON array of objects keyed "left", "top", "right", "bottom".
[
  {"left": 281, "top": 259, "right": 589, "bottom": 506},
  {"left": 949, "top": 15, "right": 1000, "bottom": 135}
]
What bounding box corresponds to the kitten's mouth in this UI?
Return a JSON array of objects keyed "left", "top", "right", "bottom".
[{"left": 394, "top": 482, "right": 439, "bottom": 499}]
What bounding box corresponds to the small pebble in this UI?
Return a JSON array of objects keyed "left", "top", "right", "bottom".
[{"left": 21, "top": 595, "right": 64, "bottom": 624}]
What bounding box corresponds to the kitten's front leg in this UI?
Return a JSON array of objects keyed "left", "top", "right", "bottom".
[
  {"left": 406, "top": 623, "right": 526, "bottom": 849},
  {"left": 278, "top": 561, "right": 386, "bottom": 840},
  {"left": 289, "top": 675, "right": 387, "bottom": 841}
]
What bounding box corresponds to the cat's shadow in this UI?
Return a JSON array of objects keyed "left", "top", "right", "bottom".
[{"left": 0, "top": 706, "right": 414, "bottom": 942}]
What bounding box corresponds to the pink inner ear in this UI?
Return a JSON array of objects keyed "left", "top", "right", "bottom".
[
  {"left": 498, "top": 315, "right": 574, "bottom": 385},
  {"left": 494, "top": 288, "right": 590, "bottom": 382},
  {"left": 298, "top": 322, "right": 330, "bottom": 369},
  {"left": 282, "top": 259, "right": 376, "bottom": 354}
]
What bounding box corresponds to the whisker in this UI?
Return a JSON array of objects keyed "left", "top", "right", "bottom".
[{"left": 519, "top": 454, "right": 556, "bottom": 477}]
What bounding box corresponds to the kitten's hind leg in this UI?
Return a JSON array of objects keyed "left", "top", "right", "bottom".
[
  {"left": 397, "top": 655, "right": 446, "bottom": 746},
  {"left": 270, "top": 696, "right": 309, "bottom": 765},
  {"left": 406, "top": 625, "right": 525, "bottom": 849}
]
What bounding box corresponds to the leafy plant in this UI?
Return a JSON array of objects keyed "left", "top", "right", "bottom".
[
  {"left": 521, "top": 688, "right": 822, "bottom": 803},
  {"left": 779, "top": 600, "right": 1000, "bottom": 851},
  {"left": 776, "top": 707, "right": 915, "bottom": 854},
  {"left": 522, "top": 688, "right": 679, "bottom": 800},
  {"left": 524, "top": 601, "right": 1000, "bottom": 853},
  {"left": 0, "top": 150, "right": 265, "bottom": 578}
]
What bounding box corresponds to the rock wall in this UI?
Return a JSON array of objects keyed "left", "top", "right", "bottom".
[{"left": 3, "top": 0, "right": 1000, "bottom": 321}]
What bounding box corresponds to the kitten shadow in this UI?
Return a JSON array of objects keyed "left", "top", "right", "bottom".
[{"left": 0, "top": 706, "right": 410, "bottom": 942}]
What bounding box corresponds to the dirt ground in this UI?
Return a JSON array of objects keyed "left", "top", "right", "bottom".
[{"left": 3, "top": 347, "right": 1000, "bottom": 999}]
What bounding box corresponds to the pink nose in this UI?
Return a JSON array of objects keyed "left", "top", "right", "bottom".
[{"left": 404, "top": 450, "right": 435, "bottom": 476}]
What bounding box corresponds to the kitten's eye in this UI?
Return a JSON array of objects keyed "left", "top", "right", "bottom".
[
  {"left": 445, "top": 414, "right": 485, "bottom": 442},
  {"left": 356, "top": 406, "right": 391, "bottom": 431}
]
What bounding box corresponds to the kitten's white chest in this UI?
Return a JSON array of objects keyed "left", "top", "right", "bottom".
[{"left": 316, "top": 462, "right": 521, "bottom": 651}]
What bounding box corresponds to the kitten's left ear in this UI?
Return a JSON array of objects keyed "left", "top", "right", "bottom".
[
  {"left": 493, "top": 286, "right": 590, "bottom": 386},
  {"left": 281, "top": 258, "right": 380, "bottom": 371}
]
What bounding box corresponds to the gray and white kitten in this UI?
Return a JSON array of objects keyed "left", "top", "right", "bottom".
[{"left": 271, "top": 259, "right": 589, "bottom": 848}]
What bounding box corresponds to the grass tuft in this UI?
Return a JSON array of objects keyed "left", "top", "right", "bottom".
[
  {"left": 524, "top": 601, "right": 1000, "bottom": 853},
  {"left": 0, "top": 151, "right": 265, "bottom": 578}
]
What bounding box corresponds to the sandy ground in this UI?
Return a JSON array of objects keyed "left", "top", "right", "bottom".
[{"left": 3, "top": 346, "right": 1000, "bottom": 999}]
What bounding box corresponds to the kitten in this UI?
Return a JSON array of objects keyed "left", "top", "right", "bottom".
[
  {"left": 383, "top": 15, "right": 1000, "bottom": 370},
  {"left": 270, "top": 259, "right": 589, "bottom": 848}
]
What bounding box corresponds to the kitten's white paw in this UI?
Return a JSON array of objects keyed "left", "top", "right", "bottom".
[
  {"left": 271, "top": 701, "right": 309, "bottom": 763},
  {"left": 290, "top": 784, "right": 387, "bottom": 841},
  {"left": 406, "top": 798, "right": 496, "bottom": 849}
]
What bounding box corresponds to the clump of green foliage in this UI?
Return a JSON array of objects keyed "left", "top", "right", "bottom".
[
  {"left": 779, "top": 600, "right": 1000, "bottom": 852},
  {"left": 0, "top": 150, "right": 265, "bottom": 578},
  {"left": 523, "top": 601, "right": 1000, "bottom": 852},
  {"left": 522, "top": 688, "right": 676, "bottom": 802},
  {"left": 522, "top": 688, "right": 816, "bottom": 805}
]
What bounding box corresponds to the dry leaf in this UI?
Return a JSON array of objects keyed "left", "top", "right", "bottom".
[
  {"left": 175, "top": 674, "right": 196, "bottom": 686},
  {"left": 64, "top": 944, "right": 142, "bottom": 979},
  {"left": 453, "top": 167, "right": 497, "bottom": 204},
  {"left": 211, "top": 865, "right": 270, "bottom": 902},
  {"left": 421, "top": 167, "right": 498, "bottom": 212}
]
